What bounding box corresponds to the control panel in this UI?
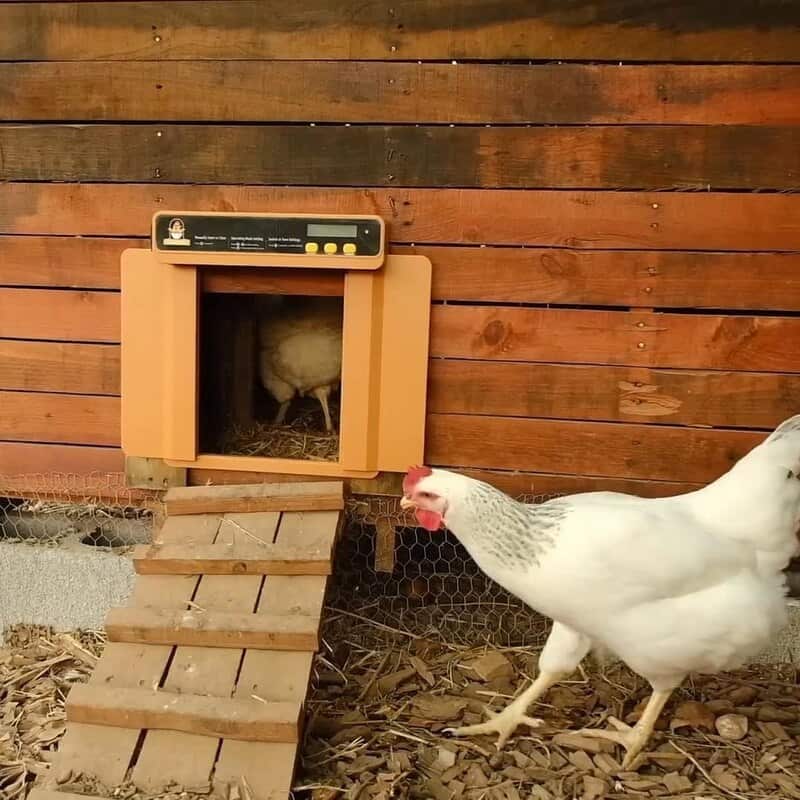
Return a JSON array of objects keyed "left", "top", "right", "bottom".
[{"left": 154, "top": 212, "right": 383, "bottom": 258}]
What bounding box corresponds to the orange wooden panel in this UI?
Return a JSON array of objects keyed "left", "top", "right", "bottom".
[
  {"left": 3, "top": 62, "right": 800, "bottom": 124},
  {"left": 0, "top": 340, "right": 120, "bottom": 395},
  {"left": 0, "top": 391, "right": 120, "bottom": 446},
  {"left": 426, "top": 414, "right": 764, "bottom": 483},
  {"left": 429, "top": 306, "right": 800, "bottom": 372},
  {"left": 0, "top": 288, "right": 120, "bottom": 342},
  {"left": 0, "top": 235, "right": 140, "bottom": 289},
  {"left": 428, "top": 361, "right": 800, "bottom": 430},
  {"left": 4, "top": 184, "right": 800, "bottom": 251}
]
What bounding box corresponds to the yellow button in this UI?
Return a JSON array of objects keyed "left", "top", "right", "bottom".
[
  {"left": 304, "top": 242, "right": 319, "bottom": 253},
  {"left": 323, "top": 242, "right": 337, "bottom": 254},
  {"left": 343, "top": 243, "right": 357, "bottom": 255}
]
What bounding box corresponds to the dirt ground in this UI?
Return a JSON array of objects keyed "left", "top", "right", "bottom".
[{"left": 4, "top": 615, "right": 800, "bottom": 800}]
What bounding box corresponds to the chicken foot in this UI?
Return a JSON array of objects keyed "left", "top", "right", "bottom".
[
  {"left": 576, "top": 688, "right": 672, "bottom": 769},
  {"left": 444, "top": 671, "right": 563, "bottom": 749}
]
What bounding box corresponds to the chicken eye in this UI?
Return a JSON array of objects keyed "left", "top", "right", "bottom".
[{"left": 419, "top": 491, "right": 435, "bottom": 500}]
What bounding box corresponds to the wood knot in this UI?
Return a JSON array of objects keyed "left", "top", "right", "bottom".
[
  {"left": 232, "top": 562, "right": 248, "bottom": 574},
  {"left": 482, "top": 319, "right": 507, "bottom": 348}
]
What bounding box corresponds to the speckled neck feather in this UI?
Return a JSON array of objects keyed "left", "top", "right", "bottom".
[{"left": 448, "top": 480, "right": 570, "bottom": 570}]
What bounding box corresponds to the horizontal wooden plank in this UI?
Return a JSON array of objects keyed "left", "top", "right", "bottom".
[
  {"left": 5, "top": 124, "right": 800, "bottom": 190},
  {"left": 0, "top": 340, "right": 119, "bottom": 394},
  {"left": 66, "top": 684, "right": 300, "bottom": 744},
  {"left": 3, "top": 2, "right": 800, "bottom": 62},
  {"left": 5, "top": 184, "right": 800, "bottom": 251},
  {"left": 27, "top": 791, "right": 91, "bottom": 800},
  {"left": 0, "top": 234, "right": 140, "bottom": 289},
  {"left": 458, "top": 469, "right": 702, "bottom": 500},
  {"left": 132, "top": 543, "right": 331, "bottom": 576},
  {"left": 0, "top": 441, "right": 124, "bottom": 478},
  {"left": 164, "top": 481, "right": 344, "bottom": 515},
  {"left": 430, "top": 307, "right": 800, "bottom": 372},
  {"left": 427, "top": 415, "right": 764, "bottom": 483},
  {"left": 0, "top": 390, "right": 119, "bottom": 446},
  {"left": 428, "top": 361, "right": 800, "bottom": 429},
  {"left": 8, "top": 236, "right": 800, "bottom": 310},
  {"left": 185, "top": 466, "right": 701, "bottom": 499},
  {"left": 105, "top": 607, "right": 319, "bottom": 651},
  {"left": 411, "top": 246, "right": 800, "bottom": 311},
  {"left": 4, "top": 63, "right": 800, "bottom": 124},
  {"left": 0, "top": 0, "right": 800, "bottom": 62},
  {"left": 202, "top": 267, "right": 343, "bottom": 297},
  {"left": 0, "top": 288, "right": 119, "bottom": 342}
]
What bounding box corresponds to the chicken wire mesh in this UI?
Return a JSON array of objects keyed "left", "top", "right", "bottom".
[
  {"left": 0, "top": 472, "right": 156, "bottom": 550},
  {"left": 0, "top": 471, "right": 556, "bottom": 646},
  {"left": 332, "top": 491, "right": 559, "bottom": 647}
]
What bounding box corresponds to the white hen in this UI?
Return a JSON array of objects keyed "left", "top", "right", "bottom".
[
  {"left": 400, "top": 414, "right": 800, "bottom": 767},
  {"left": 257, "top": 296, "right": 343, "bottom": 432}
]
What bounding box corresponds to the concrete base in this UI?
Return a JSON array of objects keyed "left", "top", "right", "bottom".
[{"left": 0, "top": 537, "right": 136, "bottom": 642}]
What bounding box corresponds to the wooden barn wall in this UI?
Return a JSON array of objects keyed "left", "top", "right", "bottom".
[{"left": 1, "top": 1, "right": 800, "bottom": 501}]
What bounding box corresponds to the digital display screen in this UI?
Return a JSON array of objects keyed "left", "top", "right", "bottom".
[{"left": 307, "top": 223, "right": 358, "bottom": 238}]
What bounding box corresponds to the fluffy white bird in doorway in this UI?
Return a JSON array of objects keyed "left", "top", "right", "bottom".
[{"left": 256, "top": 295, "right": 343, "bottom": 432}]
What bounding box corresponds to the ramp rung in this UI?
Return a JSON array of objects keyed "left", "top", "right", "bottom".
[
  {"left": 105, "top": 607, "right": 320, "bottom": 650},
  {"left": 28, "top": 792, "right": 93, "bottom": 800},
  {"left": 66, "top": 685, "right": 301, "bottom": 743},
  {"left": 164, "top": 481, "right": 344, "bottom": 515},
  {"left": 132, "top": 542, "right": 331, "bottom": 575}
]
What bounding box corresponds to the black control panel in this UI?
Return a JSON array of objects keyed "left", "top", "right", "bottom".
[{"left": 154, "top": 213, "right": 382, "bottom": 257}]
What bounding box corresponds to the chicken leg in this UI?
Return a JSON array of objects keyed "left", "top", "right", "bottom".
[
  {"left": 312, "top": 385, "right": 334, "bottom": 433},
  {"left": 445, "top": 671, "right": 563, "bottom": 749},
  {"left": 273, "top": 400, "right": 291, "bottom": 426},
  {"left": 576, "top": 688, "right": 672, "bottom": 769}
]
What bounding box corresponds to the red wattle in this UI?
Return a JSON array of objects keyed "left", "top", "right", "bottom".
[{"left": 415, "top": 509, "right": 443, "bottom": 532}]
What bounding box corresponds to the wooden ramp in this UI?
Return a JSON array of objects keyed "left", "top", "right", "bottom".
[{"left": 31, "top": 481, "right": 344, "bottom": 800}]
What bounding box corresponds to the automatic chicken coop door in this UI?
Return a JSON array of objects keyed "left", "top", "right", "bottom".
[{"left": 121, "top": 211, "right": 432, "bottom": 479}]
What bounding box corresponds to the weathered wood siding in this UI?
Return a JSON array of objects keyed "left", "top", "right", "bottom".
[{"left": 1, "top": 1, "right": 800, "bottom": 499}]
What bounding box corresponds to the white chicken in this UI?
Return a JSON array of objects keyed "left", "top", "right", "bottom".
[
  {"left": 400, "top": 414, "right": 800, "bottom": 767},
  {"left": 256, "top": 296, "right": 343, "bottom": 432}
]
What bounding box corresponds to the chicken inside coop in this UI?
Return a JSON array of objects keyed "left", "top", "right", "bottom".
[{"left": 198, "top": 291, "right": 344, "bottom": 461}]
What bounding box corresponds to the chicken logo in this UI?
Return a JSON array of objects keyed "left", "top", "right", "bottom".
[{"left": 162, "top": 217, "right": 190, "bottom": 246}]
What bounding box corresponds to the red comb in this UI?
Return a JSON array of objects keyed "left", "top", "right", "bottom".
[{"left": 403, "top": 465, "right": 433, "bottom": 495}]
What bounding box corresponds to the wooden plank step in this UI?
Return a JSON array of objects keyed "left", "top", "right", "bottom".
[
  {"left": 27, "top": 791, "right": 94, "bottom": 800},
  {"left": 66, "top": 685, "right": 301, "bottom": 743},
  {"left": 164, "top": 481, "right": 344, "bottom": 515},
  {"left": 132, "top": 542, "right": 331, "bottom": 575},
  {"left": 105, "top": 607, "right": 319, "bottom": 651}
]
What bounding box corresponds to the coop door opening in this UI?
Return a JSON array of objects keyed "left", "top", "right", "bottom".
[{"left": 199, "top": 292, "right": 344, "bottom": 464}]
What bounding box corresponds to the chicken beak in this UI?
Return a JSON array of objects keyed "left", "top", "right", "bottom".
[{"left": 400, "top": 496, "right": 415, "bottom": 511}]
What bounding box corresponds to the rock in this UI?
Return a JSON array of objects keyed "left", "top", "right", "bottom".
[{"left": 715, "top": 713, "right": 749, "bottom": 741}]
